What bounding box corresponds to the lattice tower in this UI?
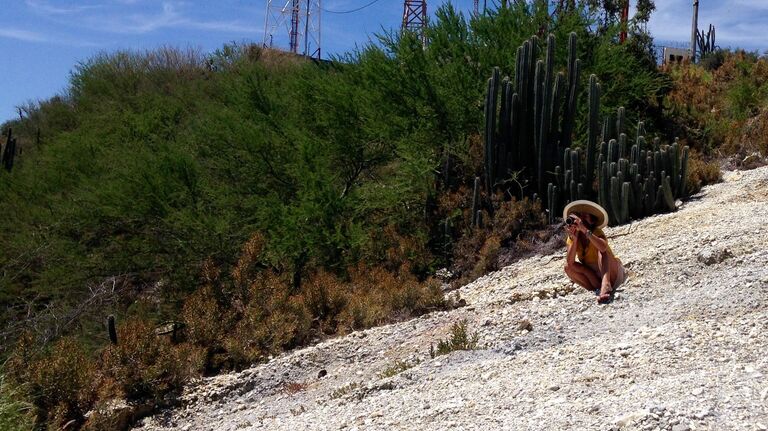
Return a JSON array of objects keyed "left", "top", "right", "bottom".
[
  {"left": 263, "top": 0, "right": 321, "bottom": 58},
  {"left": 402, "top": 0, "right": 427, "bottom": 44}
]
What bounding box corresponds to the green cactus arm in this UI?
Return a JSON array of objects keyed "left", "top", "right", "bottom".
[
  {"left": 661, "top": 175, "right": 676, "bottom": 211},
  {"left": 677, "top": 146, "right": 689, "bottom": 198},
  {"left": 621, "top": 181, "right": 630, "bottom": 224},
  {"left": 609, "top": 176, "right": 621, "bottom": 225}
]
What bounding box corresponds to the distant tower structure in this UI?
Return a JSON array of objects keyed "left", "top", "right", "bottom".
[
  {"left": 690, "top": 0, "right": 699, "bottom": 62},
  {"left": 264, "top": 0, "right": 321, "bottom": 58},
  {"left": 402, "top": 0, "right": 427, "bottom": 44},
  {"left": 473, "top": 0, "right": 479, "bottom": 15},
  {"left": 619, "top": 0, "right": 630, "bottom": 44}
]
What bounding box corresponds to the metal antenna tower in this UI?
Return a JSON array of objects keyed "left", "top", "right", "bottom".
[
  {"left": 473, "top": 0, "right": 479, "bottom": 15},
  {"left": 402, "top": 0, "right": 427, "bottom": 44},
  {"left": 264, "top": 0, "right": 321, "bottom": 58}
]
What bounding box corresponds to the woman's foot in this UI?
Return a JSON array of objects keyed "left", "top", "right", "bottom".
[{"left": 597, "top": 286, "right": 612, "bottom": 304}]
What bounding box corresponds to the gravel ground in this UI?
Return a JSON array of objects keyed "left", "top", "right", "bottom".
[{"left": 135, "top": 166, "right": 768, "bottom": 431}]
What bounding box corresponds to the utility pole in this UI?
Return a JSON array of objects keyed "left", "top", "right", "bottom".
[
  {"left": 264, "top": 0, "right": 321, "bottom": 59},
  {"left": 690, "top": 0, "right": 699, "bottom": 62},
  {"left": 402, "top": 1, "right": 427, "bottom": 45}
]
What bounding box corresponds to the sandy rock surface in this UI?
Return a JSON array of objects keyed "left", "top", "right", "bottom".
[{"left": 136, "top": 167, "right": 768, "bottom": 431}]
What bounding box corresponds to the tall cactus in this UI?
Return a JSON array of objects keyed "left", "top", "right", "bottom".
[
  {"left": 616, "top": 107, "right": 626, "bottom": 137},
  {"left": 669, "top": 142, "right": 680, "bottom": 194},
  {"left": 509, "top": 92, "right": 521, "bottom": 173},
  {"left": 550, "top": 72, "right": 566, "bottom": 160},
  {"left": 498, "top": 77, "right": 511, "bottom": 178},
  {"left": 585, "top": 75, "right": 599, "bottom": 195},
  {"left": 483, "top": 68, "right": 500, "bottom": 192},
  {"left": 547, "top": 183, "right": 559, "bottom": 225},
  {"left": 696, "top": 24, "right": 717, "bottom": 58},
  {"left": 609, "top": 176, "right": 621, "bottom": 225},
  {"left": 536, "top": 34, "right": 556, "bottom": 196},
  {"left": 678, "top": 146, "right": 689, "bottom": 197},
  {"left": 661, "top": 175, "right": 676, "bottom": 211},
  {"left": 561, "top": 32, "right": 580, "bottom": 150},
  {"left": 620, "top": 182, "right": 630, "bottom": 223},
  {"left": 534, "top": 58, "right": 546, "bottom": 195},
  {"left": 598, "top": 161, "right": 608, "bottom": 209}
]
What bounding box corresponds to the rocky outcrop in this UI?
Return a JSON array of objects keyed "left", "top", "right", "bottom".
[{"left": 136, "top": 167, "right": 768, "bottom": 431}]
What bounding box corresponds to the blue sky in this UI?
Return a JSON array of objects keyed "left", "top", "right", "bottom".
[{"left": 1, "top": 0, "right": 766, "bottom": 123}]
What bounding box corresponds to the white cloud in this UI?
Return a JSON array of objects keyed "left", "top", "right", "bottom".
[
  {"left": 102, "top": 3, "right": 260, "bottom": 34},
  {"left": 0, "top": 26, "right": 100, "bottom": 47},
  {"left": 0, "top": 27, "right": 47, "bottom": 42},
  {"left": 28, "top": 1, "right": 261, "bottom": 36},
  {"left": 25, "top": 0, "right": 102, "bottom": 15}
]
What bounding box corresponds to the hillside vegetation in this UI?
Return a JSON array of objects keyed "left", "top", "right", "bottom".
[
  {"left": 0, "top": 2, "right": 727, "bottom": 430},
  {"left": 664, "top": 49, "right": 768, "bottom": 167}
]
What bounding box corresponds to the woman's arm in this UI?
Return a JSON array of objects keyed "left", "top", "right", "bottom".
[
  {"left": 585, "top": 233, "right": 609, "bottom": 253},
  {"left": 575, "top": 220, "right": 609, "bottom": 253},
  {"left": 565, "top": 225, "right": 578, "bottom": 265}
]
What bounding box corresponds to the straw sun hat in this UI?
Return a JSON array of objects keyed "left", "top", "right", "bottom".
[{"left": 562, "top": 200, "right": 609, "bottom": 229}]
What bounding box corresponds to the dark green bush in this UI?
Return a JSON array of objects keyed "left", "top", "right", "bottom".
[{"left": 700, "top": 49, "right": 727, "bottom": 71}]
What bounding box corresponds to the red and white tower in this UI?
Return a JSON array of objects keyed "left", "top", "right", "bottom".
[
  {"left": 264, "top": 0, "right": 321, "bottom": 58},
  {"left": 619, "top": 0, "right": 630, "bottom": 44}
]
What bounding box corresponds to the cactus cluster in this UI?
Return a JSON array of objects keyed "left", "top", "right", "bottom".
[
  {"left": 696, "top": 24, "right": 717, "bottom": 58},
  {"left": 592, "top": 123, "right": 689, "bottom": 225},
  {"left": 1, "top": 128, "right": 17, "bottom": 172},
  {"left": 483, "top": 32, "right": 690, "bottom": 227},
  {"left": 551, "top": 101, "right": 689, "bottom": 225},
  {"left": 483, "top": 32, "right": 580, "bottom": 198}
]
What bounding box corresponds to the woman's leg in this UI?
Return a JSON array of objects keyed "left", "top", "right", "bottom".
[
  {"left": 564, "top": 262, "right": 601, "bottom": 291},
  {"left": 596, "top": 251, "right": 620, "bottom": 302}
]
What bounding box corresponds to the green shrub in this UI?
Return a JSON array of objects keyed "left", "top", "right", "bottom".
[
  {"left": 0, "top": 374, "right": 34, "bottom": 431},
  {"left": 329, "top": 382, "right": 360, "bottom": 400},
  {"left": 726, "top": 79, "right": 761, "bottom": 120},
  {"left": 665, "top": 50, "right": 768, "bottom": 157},
  {"left": 686, "top": 150, "right": 722, "bottom": 194},
  {"left": 430, "top": 319, "right": 480, "bottom": 358},
  {"left": 700, "top": 49, "right": 727, "bottom": 71},
  {"left": 379, "top": 359, "right": 421, "bottom": 379}
]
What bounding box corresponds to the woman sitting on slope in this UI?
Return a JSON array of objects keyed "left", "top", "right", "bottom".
[{"left": 563, "top": 200, "right": 625, "bottom": 304}]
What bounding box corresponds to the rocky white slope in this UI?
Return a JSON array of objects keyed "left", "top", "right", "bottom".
[{"left": 137, "top": 167, "right": 768, "bottom": 431}]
